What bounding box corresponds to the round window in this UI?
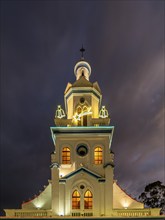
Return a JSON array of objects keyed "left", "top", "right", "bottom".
[
  {"left": 80, "top": 185, "right": 85, "bottom": 189},
  {"left": 77, "top": 145, "right": 88, "bottom": 157},
  {"left": 80, "top": 97, "right": 85, "bottom": 104}
]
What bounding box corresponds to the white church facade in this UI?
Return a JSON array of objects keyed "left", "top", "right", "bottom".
[{"left": 4, "top": 50, "right": 160, "bottom": 218}]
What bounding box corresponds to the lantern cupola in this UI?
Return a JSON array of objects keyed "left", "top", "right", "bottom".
[{"left": 74, "top": 60, "right": 91, "bottom": 81}]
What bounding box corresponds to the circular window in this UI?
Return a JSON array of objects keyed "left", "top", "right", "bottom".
[
  {"left": 80, "top": 185, "right": 85, "bottom": 189},
  {"left": 77, "top": 145, "right": 88, "bottom": 157},
  {"left": 80, "top": 97, "right": 85, "bottom": 104}
]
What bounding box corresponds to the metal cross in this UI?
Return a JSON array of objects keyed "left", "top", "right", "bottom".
[{"left": 80, "top": 45, "right": 85, "bottom": 58}]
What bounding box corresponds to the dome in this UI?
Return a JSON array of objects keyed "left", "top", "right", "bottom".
[{"left": 74, "top": 60, "right": 91, "bottom": 81}]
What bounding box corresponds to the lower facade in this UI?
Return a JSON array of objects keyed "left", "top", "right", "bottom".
[
  {"left": 4, "top": 208, "right": 161, "bottom": 218},
  {"left": 4, "top": 181, "right": 161, "bottom": 218}
]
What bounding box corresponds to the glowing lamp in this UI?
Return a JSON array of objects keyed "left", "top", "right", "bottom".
[
  {"left": 99, "top": 106, "right": 109, "bottom": 118},
  {"left": 55, "top": 105, "right": 65, "bottom": 119}
]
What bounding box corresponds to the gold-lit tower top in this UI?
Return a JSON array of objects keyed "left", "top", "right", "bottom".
[{"left": 55, "top": 48, "right": 110, "bottom": 127}]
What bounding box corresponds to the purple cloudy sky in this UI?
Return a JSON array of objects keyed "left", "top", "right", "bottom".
[{"left": 0, "top": 0, "right": 164, "bottom": 215}]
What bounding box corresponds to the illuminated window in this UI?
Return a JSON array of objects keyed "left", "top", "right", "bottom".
[
  {"left": 84, "top": 190, "right": 93, "bottom": 209},
  {"left": 94, "top": 147, "right": 102, "bottom": 164},
  {"left": 72, "top": 190, "right": 80, "bottom": 209},
  {"left": 83, "top": 106, "right": 88, "bottom": 112},
  {"left": 75, "top": 105, "right": 89, "bottom": 126},
  {"left": 77, "top": 106, "right": 82, "bottom": 114},
  {"left": 62, "top": 147, "right": 71, "bottom": 164}
]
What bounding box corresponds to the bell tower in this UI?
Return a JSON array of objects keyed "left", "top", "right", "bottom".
[
  {"left": 51, "top": 48, "right": 114, "bottom": 216},
  {"left": 5, "top": 48, "right": 157, "bottom": 218},
  {"left": 4, "top": 47, "right": 160, "bottom": 218}
]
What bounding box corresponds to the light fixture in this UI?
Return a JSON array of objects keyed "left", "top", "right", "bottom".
[
  {"left": 55, "top": 105, "right": 65, "bottom": 119},
  {"left": 99, "top": 106, "right": 109, "bottom": 118}
]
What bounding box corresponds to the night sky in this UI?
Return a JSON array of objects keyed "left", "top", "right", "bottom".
[{"left": 0, "top": 0, "right": 164, "bottom": 216}]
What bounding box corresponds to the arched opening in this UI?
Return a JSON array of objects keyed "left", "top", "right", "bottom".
[
  {"left": 83, "top": 115, "right": 87, "bottom": 126},
  {"left": 72, "top": 190, "right": 80, "bottom": 209},
  {"left": 84, "top": 190, "right": 93, "bottom": 209},
  {"left": 77, "top": 106, "right": 82, "bottom": 114},
  {"left": 94, "top": 147, "right": 103, "bottom": 164},
  {"left": 62, "top": 147, "right": 71, "bottom": 164},
  {"left": 82, "top": 106, "right": 88, "bottom": 126},
  {"left": 83, "top": 106, "right": 88, "bottom": 112}
]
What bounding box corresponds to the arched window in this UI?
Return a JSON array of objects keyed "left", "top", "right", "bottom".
[
  {"left": 82, "top": 106, "right": 88, "bottom": 126},
  {"left": 62, "top": 147, "right": 71, "bottom": 164},
  {"left": 77, "top": 106, "right": 82, "bottom": 114},
  {"left": 94, "top": 147, "right": 102, "bottom": 164},
  {"left": 83, "top": 106, "right": 88, "bottom": 112},
  {"left": 72, "top": 190, "right": 80, "bottom": 209},
  {"left": 84, "top": 190, "right": 93, "bottom": 209}
]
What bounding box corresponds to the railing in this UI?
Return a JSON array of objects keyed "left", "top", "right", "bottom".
[
  {"left": 14, "top": 211, "right": 48, "bottom": 217},
  {"left": 116, "top": 209, "right": 150, "bottom": 217},
  {"left": 83, "top": 212, "right": 93, "bottom": 216},
  {"left": 72, "top": 212, "right": 93, "bottom": 217},
  {"left": 72, "top": 212, "right": 81, "bottom": 216}
]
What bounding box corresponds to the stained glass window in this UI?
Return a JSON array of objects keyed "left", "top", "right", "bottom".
[
  {"left": 84, "top": 190, "right": 93, "bottom": 209},
  {"left": 94, "top": 147, "right": 102, "bottom": 164},
  {"left": 72, "top": 190, "right": 80, "bottom": 209},
  {"left": 62, "top": 147, "right": 71, "bottom": 164}
]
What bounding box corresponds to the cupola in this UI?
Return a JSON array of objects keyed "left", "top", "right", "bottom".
[
  {"left": 74, "top": 46, "right": 91, "bottom": 81},
  {"left": 74, "top": 60, "right": 91, "bottom": 81}
]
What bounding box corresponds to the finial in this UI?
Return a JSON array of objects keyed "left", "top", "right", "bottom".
[{"left": 80, "top": 45, "right": 85, "bottom": 59}]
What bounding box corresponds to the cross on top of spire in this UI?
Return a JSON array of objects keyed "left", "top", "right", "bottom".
[{"left": 80, "top": 45, "right": 85, "bottom": 59}]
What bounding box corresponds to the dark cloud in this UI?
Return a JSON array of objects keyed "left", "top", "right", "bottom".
[{"left": 0, "top": 0, "right": 164, "bottom": 215}]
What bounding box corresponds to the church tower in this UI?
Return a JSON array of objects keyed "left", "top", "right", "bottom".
[
  {"left": 51, "top": 48, "right": 114, "bottom": 216},
  {"left": 4, "top": 48, "right": 161, "bottom": 218}
]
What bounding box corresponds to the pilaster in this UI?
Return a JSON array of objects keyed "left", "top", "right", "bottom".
[
  {"left": 51, "top": 163, "right": 59, "bottom": 216},
  {"left": 104, "top": 165, "right": 113, "bottom": 216}
]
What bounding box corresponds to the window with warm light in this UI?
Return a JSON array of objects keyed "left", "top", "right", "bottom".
[
  {"left": 77, "top": 106, "right": 82, "bottom": 114},
  {"left": 72, "top": 190, "right": 80, "bottom": 209},
  {"left": 62, "top": 147, "right": 71, "bottom": 164},
  {"left": 94, "top": 147, "right": 102, "bottom": 164},
  {"left": 84, "top": 190, "right": 93, "bottom": 209},
  {"left": 83, "top": 106, "right": 88, "bottom": 112}
]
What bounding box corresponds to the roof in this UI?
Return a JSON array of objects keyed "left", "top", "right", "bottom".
[
  {"left": 60, "top": 167, "right": 103, "bottom": 182},
  {"left": 72, "top": 75, "right": 93, "bottom": 87},
  {"left": 64, "top": 76, "right": 101, "bottom": 94}
]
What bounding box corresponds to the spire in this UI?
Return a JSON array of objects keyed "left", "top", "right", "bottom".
[{"left": 80, "top": 45, "right": 85, "bottom": 59}]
